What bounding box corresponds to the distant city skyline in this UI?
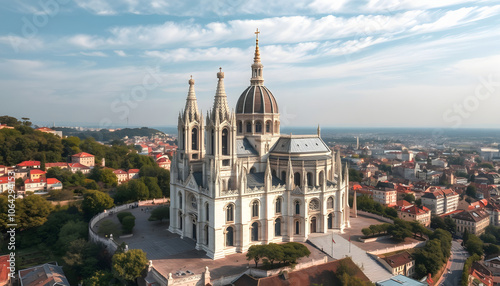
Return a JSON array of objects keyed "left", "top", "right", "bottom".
[{"left": 1, "top": 0, "right": 499, "bottom": 129}]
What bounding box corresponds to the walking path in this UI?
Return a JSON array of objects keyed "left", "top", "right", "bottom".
[{"left": 308, "top": 232, "right": 393, "bottom": 282}]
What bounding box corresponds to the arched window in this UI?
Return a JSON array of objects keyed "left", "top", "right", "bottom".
[
  {"left": 275, "top": 218, "right": 281, "bottom": 236},
  {"left": 327, "top": 197, "right": 334, "bottom": 209},
  {"left": 238, "top": 121, "right": 242, "bottom": 134},
  {"left": 181, "top": 127, "right": 185, "bottom": 149},
  {"left": 246, "top": 122, "right": 252, "bottom": 133},
  {"left": 226, "top": 204, "right": 234, "bottom": 222},
  {"left": 210, "top": 129, "right": 214, "bottom": 155},
  {"left": 251, "top": 222, "right": 259, "bottom": 241},
  {"left": 226, "top": 226, "right": 234, "bottom": 246},
  {"left": 190, "top": 195, "right": 197, "bottom": 209},
  {"left": 222, "top": 128, "right": 229, "bottom": 155},
  {"left": 191, "top": 128, "right": 198, "bottom": 150},
  {"left": 266, "top": 121, "right": 271, "bottom": 133},
  {"left": 328, "top": 213, "right": 333, "bottom": 229},
  {"left": 227, "top": 178, "right": 232, "bottom": 190},
  {"left": 250, "top": 167, "right": 256, "bottom": 173},
  {"left": 295, "top": 201, "right": 300, "bottom": 215},
  {"left": 295, "top": 220, "right": 300, "bottom": 235},
  {"left": 319, "top": 171, "right": 324, "bottom": 186},
  {"left": 307, "top": 172, "right": 313, "bottom": 186},
  {"left": 275, "top": 197, "right": 282, "bottom": 214},
  {"left": 178, "top": 192, "right": 182, "bottom": 209},
  {"left": 205, "top": 203, "right": 209, "bottom": 221},
  {"left": 255, "top": 121, "right": 262, "bottom": 133},
  {"left": 281, "top": 171, "right": 286, "bottom": 182},
  {"left": 205, "top": 225, "right": 209, "bottom": 245},
  {"left": 294, "top": 172, "right": 301, "bottom": 187},
  {"left": 252, "top": 201, "right": 259, "bottom": 218}
]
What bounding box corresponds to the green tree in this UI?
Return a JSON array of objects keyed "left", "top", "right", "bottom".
[
  {"left": 403, "top": 193, "right": 415, "bottom": 203},
  {"left": 281, "top": 242, "right": 311, "bottom": 264},
  {"left": 263, "top": 243, "right": 284, "bottom": 266},
  {"left": 57, "top": 220, "right": 88, "bottom": 253},
  {"left": 348, "top": 168, "right": 363, "bottom": 182},
  {"left": 40, "top": 152, "right": 46, "bottom": 171},
  {"left": 97, "top": 219, "right": 122, "bottom": 238},
  {"left": 465, "top": 234, "right": 484, "bottom": 256},
  {"left": 112, "top": 249, "right": 148, "bottom": 282},
  {"left": 484, "top": 244, "right": 500, "bottom": 256},
  {"left": 16, "top": 195, "right": 53, "bottom": 230},
  {"left": 246, "top": 245, "right": 264, "bottom": 267},
  {"left": 410, "top": 221, "right": 426, "bottom": 238},
  {"left": 141, "top": 177, "right": 162, "bottom": 199},
  {"left": 361, "top": 228, "right": 372, "bottom": 237},
  {"left": 81, "top": 190, "right": 114, "bottom": 219},
  {"left": 83, "top": 270, "right": 113, "bottom": 286},
  {"left": 466, "top": 185, "right": 477, "bottom": 198},
  {"left": 129, "top": 180, "right": 149, "bottom": 201}
]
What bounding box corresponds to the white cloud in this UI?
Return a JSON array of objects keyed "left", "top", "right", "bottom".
[
  {"left": 114, "top": 50, "right": 127, "bottom": 56},
  {"left": 80, "top": 51, "right": 107, "bottom": 57},
  {"left": 0, "top": 35, "right": 44, "bottom": 53}
]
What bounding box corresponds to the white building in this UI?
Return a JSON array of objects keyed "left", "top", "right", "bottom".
[
  {"left": 169, "top": 33, "right": 350, "bottom": 260},
  {"left": 421, "top": 188, "right": 459, "bottom": 215}
]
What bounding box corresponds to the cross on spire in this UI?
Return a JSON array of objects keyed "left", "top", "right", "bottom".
[
  {"left": 255, "top": 28, "right": 260, "bottom": 40},
  {"left": 219, "top": 67, "right": 222, "bottom": 72}
]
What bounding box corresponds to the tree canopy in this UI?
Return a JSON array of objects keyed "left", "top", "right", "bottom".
[
  {"left": 112, "top": 249, "right": 148, "bottom": 282},
  {"left": 81, "top": 190, "right": 114, "bottom": 219}
]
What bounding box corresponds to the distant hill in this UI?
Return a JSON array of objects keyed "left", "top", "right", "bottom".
[{"left": 54, "top": 127, "right": 163, "bottom": 142}]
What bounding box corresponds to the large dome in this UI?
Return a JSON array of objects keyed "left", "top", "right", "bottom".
[{"left": 236, "top": 85, "right": 279, "bottom": 114}]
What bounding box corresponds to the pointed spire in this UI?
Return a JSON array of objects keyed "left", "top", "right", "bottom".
[
  {"left": 336, "top": 151, "right": 343, "bottom": 184},
  {"left": 250, "top": 28, "right": 264, "bottom": 86},
  {"left": 317, "top": 124, "right": 321, "bottom": 136},
  {"left": 211, "top": 68, "right": 230, "bottom": 123},
  {"left": 265, "top": 158, "right": 271, "bottom": 180},
  {"left": 287, "top": 156, "right": 294, "bottom": 189},
  {"left": 183, "top": 76, "right": 200, "bottom": 123}
]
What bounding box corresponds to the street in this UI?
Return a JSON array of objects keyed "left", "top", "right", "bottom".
[{"left": 439, "top": 240, "right": 469, "bottom": 286}]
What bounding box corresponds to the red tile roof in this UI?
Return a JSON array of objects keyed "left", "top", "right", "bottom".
[
  {"left": 113, "top": 169, "right": 127, "bottom": 175},
  {"left": 0, "top": 176, "right": 12, "bottom": 184},
  {"left": 68, "top": 163, "right": 89, "bottom": 169},
  {"left": 24, "top": 178, "right": 46, "bottom": 184},
  {"left": 128, "top": 169, "right": 140, "bottom": 173},
  {"left": 383, "top": 251, "right": 414, "bottom": 268},
  {"left": 30, "top": 169, "right": 46, "bottom": 175},
  {"left": 0, "top": 254, "right": 9, "bottom": 284},
  {"left": 17, "top": 160, "right": 40, "bottom": 167},
  {"left": 71, "top": 152, "right": 94, "bottom": 158},
  {"left": 35, "top": 127, "right": 54, "bottom": 132},
  {"left": 46, "top": 178, "right": 61, "bottom": 185}
]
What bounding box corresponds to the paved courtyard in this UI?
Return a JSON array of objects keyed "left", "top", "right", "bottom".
[{"left": 93, "top": 204, "right": 331, "bottom": 281}]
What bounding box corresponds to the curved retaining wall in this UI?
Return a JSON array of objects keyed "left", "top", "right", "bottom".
[{"left": 88, "top": 199, "right": 166, "bottom": 253}]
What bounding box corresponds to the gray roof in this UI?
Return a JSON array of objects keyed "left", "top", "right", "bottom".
[
  {"left": 236, "top": 138, "right": 258, "bottom": 156},
  {"left": 247, "top": 172, "right": 285, "bottom": 188},
  {"left": 269, "top": 155, "right": 331, "bottom": 161},
  {"left": 19, "top": 264, "right": 70, "bottom": 286},
  {"left": 270, "top": 136, "right": 330, "bottom": 154}
]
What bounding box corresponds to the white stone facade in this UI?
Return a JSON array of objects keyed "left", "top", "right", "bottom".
[{"left": 169, "top": 33, "right": 350, "bottom": 260}]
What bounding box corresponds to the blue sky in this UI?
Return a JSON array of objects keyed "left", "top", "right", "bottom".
[{"left": 1, "top": 0, "right": 499, "bottom": 129}]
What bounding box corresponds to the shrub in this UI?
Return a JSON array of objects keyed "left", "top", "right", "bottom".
[
  {"left": 117, "top": 212, "right": 133, "bottom": 223},
  {"left": 148, "top": 206, "right": 169, "bottom": 222},
  {"left": 122, "top": 215, "right": 136, "bottom": 234}
]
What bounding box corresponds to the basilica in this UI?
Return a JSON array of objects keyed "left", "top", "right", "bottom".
[{"left": 169, "top": 31, "right": 350, "bottom": 260}]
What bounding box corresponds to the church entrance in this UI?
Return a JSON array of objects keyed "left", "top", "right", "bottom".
[
  {"left": 192, "top": 220, "right": 197, "bottom": 240},
  {"left": 251, "top": 222, "right": 259, "bottom": 241},
  {"left": 310, "top": 217, "right": 317, "bottom": 233},
  {"left": 226, "top": 227, "right": 234, "bottom": 246}
]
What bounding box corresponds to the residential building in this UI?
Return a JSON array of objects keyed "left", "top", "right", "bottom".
[
  {"left": 46, "top": 178, "right": 63, "bottom": 191},
  {"left": 381, "top": 251, "right": 415, "bottom": 277},
  {"left": 35, "top": 127, "right": 62, "bottom": 137},
  {"left": 18, "top": 263, "right": 70, "bottom": 286},
  {"left": 71, "top": 152, "right": 95, "bottom": 167},
  {"left": 398, "top": 205, "right": 431, "bottom": 227},
  {"left": 373, "top": 188, "right": 397, "bottom": 206},
  {"left": 67, "top": 163, "right": 90, "bottom": 174},
  {"left": 421, "top": 188, "right": 459, "bottom": 215},
  {"left": 24, "top": 178, "right": 62, "bottom": 193},
  {"left": 16, "top": 160, "right": 40, "bottom": 169},
  {"left": 0, "top": 254, "right": 10, "bottom": 286},
  {"left": 468, "top": 261, "right": 493, "bottom": 286},
  {"left": 45, "top": 162, "right": 69, "bottom": 170},
  {"left": 113, "top": 169, "right": 128, "bottom": 184},
  {"left": 453, "top": 209, "right": 490, "bottom": 236},
  {"left": 29, "top": 169, "right": 46, "bottom": 180},
  {"left": 0, "top": 124, "right": 14, "bottom": 129},
  {"left": 128, "top": 169, "right": 140, "bottom": 180},
  {"left": 0, "top": 176, "right": 13, "bottom": 193},
  {"left": 157, "top": 157, "right": 171, "bottom": 170},
  {"left": 484, "top": 255, "right": 500, "bottom": 276}
]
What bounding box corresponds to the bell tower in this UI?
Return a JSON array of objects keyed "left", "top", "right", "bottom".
[{"left": 177, "top": 76, "right": 204, "bottom": 180}]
